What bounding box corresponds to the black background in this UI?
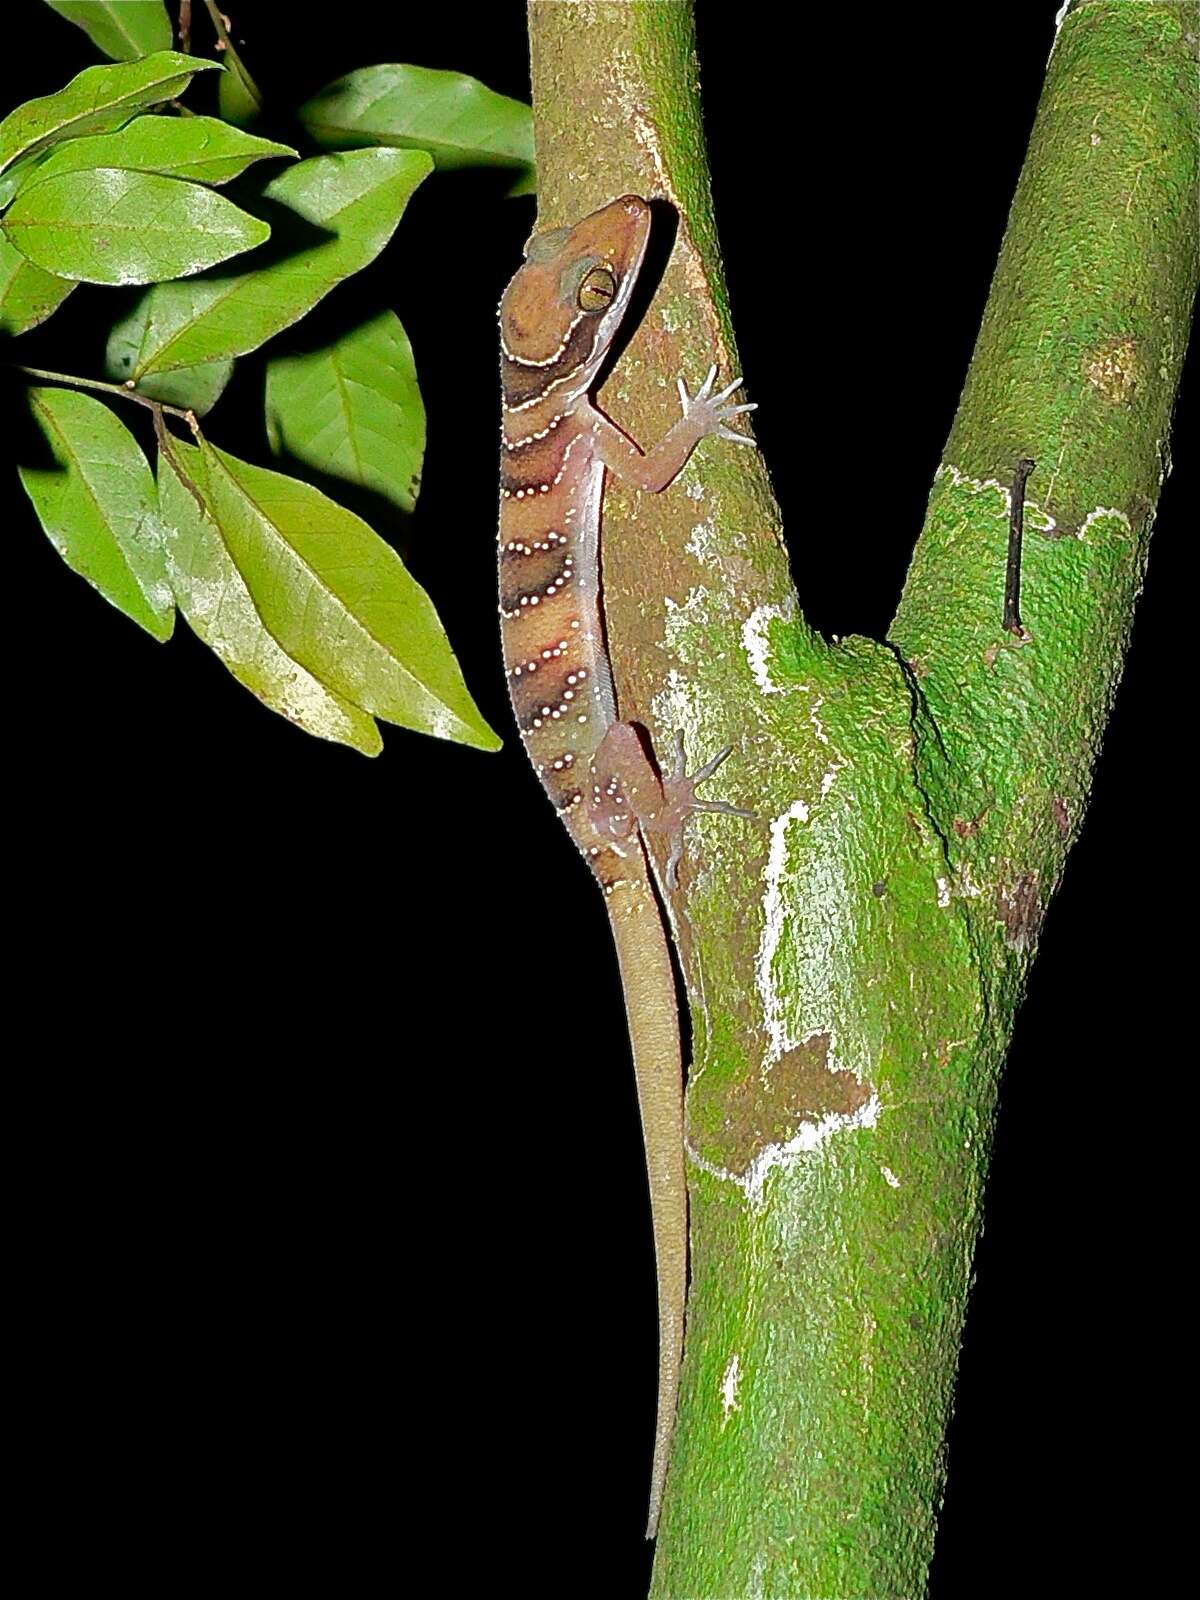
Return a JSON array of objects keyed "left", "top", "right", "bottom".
[{"left": 5, "top": 2, "right": 1192, "bottom": 1593}]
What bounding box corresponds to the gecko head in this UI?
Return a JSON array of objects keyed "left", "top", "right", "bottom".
[{"left": 499, "top": 196, "right": 651, "bottom": 376}]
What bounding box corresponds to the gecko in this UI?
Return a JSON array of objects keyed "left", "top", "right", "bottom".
[{"left": 498, "top": 194, "right": 756, "bottom": 1538}]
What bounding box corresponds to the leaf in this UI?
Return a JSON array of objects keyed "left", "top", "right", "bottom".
[
  {"left": 19, "top": 386, "right": 174, "bottom": 640},
  {"left": 21, "top": 115, "right": 295, "bottom": 189},
  {"left": 0, "top": 234, "right": 75, "bottom": 333},
  {"left": 106, "top": 291, "right": 235, "bottom": 416},
  {"left": 157, "top": 443, "right": 382, "bottom": 756},
  {"left": 135, "top": 360, "right": 236, "bottom": 417},
  {"left": 42, "top": 1, "right": 173, "bottom": 62},
  {"left": 112, "top": 148, "right": 432, "bottom": 378},
  {"left": 0, "top": 51, "right": 220, "bottom": 175},
  {"left": 265, "top": 310, "right": 425, "bottom": 515},
  {"left": 1, "top": 168, "right": 270, "bottom": 285},
  {"left": 165, "top": 437, "right": 500, "bottom": 750},
  {"left": 217, "top": 43, "right": 262, "bottom": 129},
  {"left": 0, "top": 152, "right": 50, "bottom": 210},
  {"left": 298, "top": 65, "right": 533, "bottom": 174}
]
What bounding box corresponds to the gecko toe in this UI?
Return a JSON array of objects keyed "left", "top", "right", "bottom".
[
  {"left": 712, "top": 375, "right": 746, "bottom": 404},
  {"left": 691, "top": 743, "right": 733, "bottom": 784},
  {"left": 692, "top": 798, "right": 755, "bottom": 819}
]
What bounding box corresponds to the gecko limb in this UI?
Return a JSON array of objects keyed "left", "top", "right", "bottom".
[{"left": 590, "top": 723, "right": 752, "bottom": 890}]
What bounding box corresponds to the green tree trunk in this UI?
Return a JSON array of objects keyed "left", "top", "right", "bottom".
[{"left": 526, "top": 2, "right": 1197, "bottom": 1594}]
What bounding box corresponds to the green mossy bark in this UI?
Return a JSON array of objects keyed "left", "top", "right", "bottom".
[{"left": 526, "top": 3, "right": 1196, "bottom": 1595}]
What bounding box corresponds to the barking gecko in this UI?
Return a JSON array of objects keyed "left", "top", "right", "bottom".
[{"left": 498, "top": 195, "right": 756, "bottom": 1538}]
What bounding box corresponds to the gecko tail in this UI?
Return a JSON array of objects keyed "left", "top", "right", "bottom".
[
  {"left": 645, "top": 1301, "right": 682, "bottom": 1537},
  {"left": 606, "top": 845, "right": 688, "bottom": 1542}
]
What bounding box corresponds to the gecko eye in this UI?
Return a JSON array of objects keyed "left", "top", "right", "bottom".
[{"left": 578, "top": 267, "right": 617, "bottom": 312}]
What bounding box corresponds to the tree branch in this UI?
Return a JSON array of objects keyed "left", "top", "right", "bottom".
[
  {"left": 890, "top": 0, "right": 1197, "bottom": 982},
  {"left": 527, "top": 3, "right": 1196, "bottom": 1595}
]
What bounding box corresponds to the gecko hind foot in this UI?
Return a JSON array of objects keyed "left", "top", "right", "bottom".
[{"left": 663, "top": 732, "right": 754, "bottom": 889}]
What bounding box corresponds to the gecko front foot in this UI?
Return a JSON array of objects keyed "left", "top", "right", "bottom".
[{"left": 677, "top": 365, "right": 758, "bottom": 446}]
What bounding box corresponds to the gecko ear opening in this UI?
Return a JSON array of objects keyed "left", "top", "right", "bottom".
[{"left": 524, "top": 225, "right": 571, "bottom": 263}]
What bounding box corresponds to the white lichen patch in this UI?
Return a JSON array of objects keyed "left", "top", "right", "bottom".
[
  {"left": 936, "top": 876, "right": 951, "bottom": 908},
  {"left": 755, "top": 798, "right": 810, "bottom": 1067},
  {"left": 741, "top": 1092, "right": 883, "bottom": 1206},
  {"left": 953, "top": 862, "right": 985, "bottom": 899},
  {"left": 809, "top": 694, "right": 849, "bottom": 798},
  {"left": 688, "top": 1090, "right": 883, "bottom": 1211},
  {"left": 1049, "top": 0, "right": 1075, "bottom": 61},
  {"left": 747, "top": 1551, "right": 769, "bottom": 1600},
  {"left": 937, "top": 461, "right": 1058, "bottom": 537},
  {"left": 685, "top": 516, "right": 720, "bottom": 564},
  {"left": 720, "top": 1352, "right": 742, "bottom": 1426},
  {"left": 881, "top": 1165, "right": 901, "bottom": 1189},
  {"left": 649, "top": 588, "right": 735, "bottom": 765},
  {"left": 662, "top": 582, "right": 725, "bottom": 635},
  {"left": 936, "top": 461, "right": 1009, "bottom": 508},
  {"left": 742, "top": 595, "right": 800, "bottom": 696},
  {"left": 1078, "top": 505, "right": 1133, "bottom": 541}
]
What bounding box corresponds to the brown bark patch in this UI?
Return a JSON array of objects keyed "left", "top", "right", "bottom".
[
  {"left": 1128, "top": 492, "right": 1152, "bottom": 538},
  {"left": 1052, "top": 795, "right": 1070, "bottom": 839},
  {"left": 995, "top": 869, "right": 1043, "bottom": 951},
  {"left": 953, "top": 808, "right": 988, "bottom": 839},
  {"left": 722, "top": 1032, "right": 873, "bottom": 1175},
  {"left": 1084, "top": 336, "right": 1140, "bottom": 405}
]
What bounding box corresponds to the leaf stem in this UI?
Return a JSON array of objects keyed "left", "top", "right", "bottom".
[
  {"left": 12, "top": 364, "right": 200, "bottom": 429},
  {"left": 201, "top": 0, "right": 263, "bottom": 114},
  {"left": 13, "top": 362, "right": 208, "bottom": 510}
]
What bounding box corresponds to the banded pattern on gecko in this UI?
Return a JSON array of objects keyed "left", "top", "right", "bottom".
[{"left": 498, "top": 195, "right": 756, "bottom": 1538}]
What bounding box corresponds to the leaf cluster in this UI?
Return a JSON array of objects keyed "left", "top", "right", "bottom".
[{"left": 2, "top": 1, "right": 534, "bottom": 754}]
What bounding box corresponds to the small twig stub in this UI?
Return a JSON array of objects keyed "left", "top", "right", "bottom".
[{"left": 1003, "top": 457, "right": 1036, "bottom": 639}]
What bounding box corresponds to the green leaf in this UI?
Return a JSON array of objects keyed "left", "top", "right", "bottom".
[
  {"left": 19, "top": 386, "right": 174, "bottom": 641},
  {"left": 298, "top": 64, "right": 533, "bottom": 173},
  {"left": 106, "top": 290, "right": 236, "bottom": 416},
  {"left": 165, "top": 437, "right": 500, "bottom": 750},
  {"left": 217, "top": 43, "right": 262, "bottom": 128},
  {"left": 157, "top": 443, "right": 382, "bottom": 755},
  {"left": 111, "top": 148, "right": 432, "bottom": 378},
  {"left": 1, "top": 168, "right": 270, "bottom": 285},
  {"left": 134, "top": 359, "right": 235, "bottom": 417},
  {"left": 0, "top": 51, "right": 219, "bottom": 175},
  {"left": 43, "top": 1, "right": 173, "bottom": 62},
  {"left": 506, "top": 165, "right": 537, "bottom": 199},
  {"left": 0, "top": 234, "right": 75, "bottom": 333},
  {"left": 265, "top": 310, "right": 425, "bottom": 514},
  {"left": 20, "top": 115, "right": 295, "bottom": 189},
  {"left": 0, "top": 152, "right": 51, "bottom": 210}
]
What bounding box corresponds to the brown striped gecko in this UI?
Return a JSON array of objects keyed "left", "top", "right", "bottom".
[{"left": 498, "top": 195, "right": 756, "bottom": 1538}]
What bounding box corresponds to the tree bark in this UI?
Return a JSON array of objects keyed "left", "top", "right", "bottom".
[{"left": 526, "top": 2, "right": 1197, "bottom": 1594}]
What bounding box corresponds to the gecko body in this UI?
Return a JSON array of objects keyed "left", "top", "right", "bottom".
[{"left": 498, "top": 195, "right": 755, "bottom": 1537}]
